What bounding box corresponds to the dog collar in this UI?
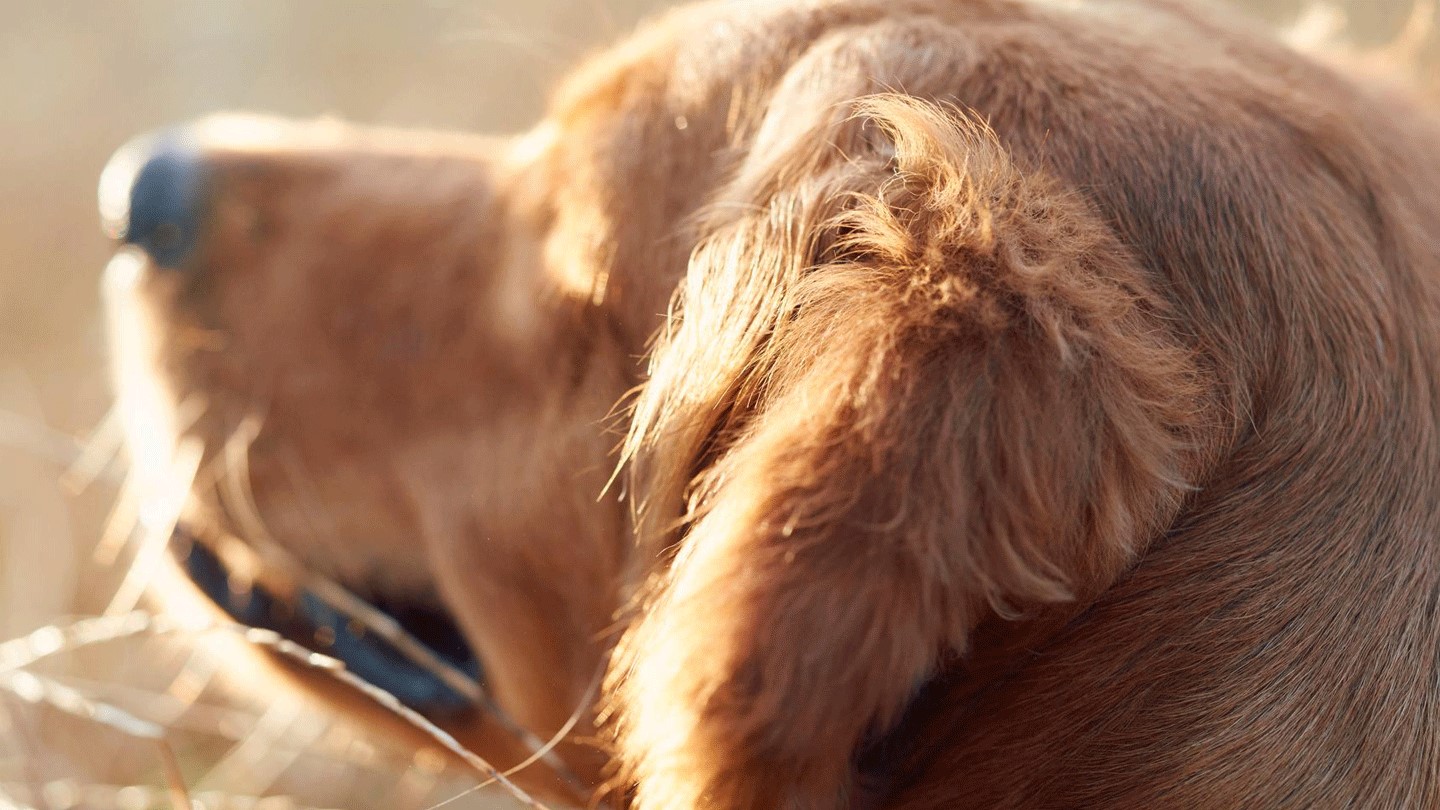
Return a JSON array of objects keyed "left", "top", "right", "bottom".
[{"left": 178, "top": 532, "right": 483, "bottom": 716}]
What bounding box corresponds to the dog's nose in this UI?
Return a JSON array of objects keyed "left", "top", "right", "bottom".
[{"left": 99, "top": 133, "right": 210, "bottom": 268}]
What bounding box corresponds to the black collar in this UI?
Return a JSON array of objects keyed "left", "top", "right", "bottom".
[{"left": 177, "top": 531, "right": 483, "bottom": 717}]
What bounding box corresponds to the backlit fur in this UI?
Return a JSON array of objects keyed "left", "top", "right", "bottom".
[{"left": 107, "top": 0, "right": 1440, "bottom": 807}]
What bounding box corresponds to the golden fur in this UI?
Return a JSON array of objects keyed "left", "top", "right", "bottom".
[{"left": 106, "top": 0, "right": 1440, "bottom": 806}]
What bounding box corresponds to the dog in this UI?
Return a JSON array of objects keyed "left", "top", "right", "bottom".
[{"left": 99, "top": 0, "right": 1440, "bottom": 806}]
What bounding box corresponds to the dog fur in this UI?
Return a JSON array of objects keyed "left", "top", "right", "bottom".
[{"left": 106, "top": 0, "right": 1440, "bottom": 806}]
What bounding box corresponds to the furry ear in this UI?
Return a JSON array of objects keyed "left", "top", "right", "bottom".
[{"left": 611, "top": 96, "right": 1211, "bottom": 808}]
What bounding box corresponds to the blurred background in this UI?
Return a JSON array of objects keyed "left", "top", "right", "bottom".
[
  {"left": 0, "top": 0, "right": 673, "bottom": 640},
  {"left": 0, "top": 1, "right": 1434, "bottom": 808}
]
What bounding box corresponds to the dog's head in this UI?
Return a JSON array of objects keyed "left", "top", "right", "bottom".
[
  {"left": 99, "top": 113, "right": 642, "bottom": 784},
  {"left": 101, "top": 0, "right": 1424, "bottom": 804},
  {"left": 104, "top": 0, "right": 983, "bottom": 740},
  {"left": 99, "top": 0, "right": 1210, "bottom": 794}
]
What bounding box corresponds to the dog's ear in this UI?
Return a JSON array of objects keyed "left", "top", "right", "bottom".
[{"left": 608, "top": 95, "right": 1213, "bottom": 807}]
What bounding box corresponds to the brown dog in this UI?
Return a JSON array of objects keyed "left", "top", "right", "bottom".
[{"left": 101, "top": 0, "right": 1440, "bottom": 807}]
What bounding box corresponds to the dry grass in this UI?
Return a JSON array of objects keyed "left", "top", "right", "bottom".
[
  {"left": 1, "top": 1, "right": 1436, "bottom": 808},
  {"left": 1, "top": 612, "right": 553, "bottom": 809}
]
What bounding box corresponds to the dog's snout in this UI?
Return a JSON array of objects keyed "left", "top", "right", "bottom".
[{"left": 99, "top": 133, "right": 209, "bottom": 268}]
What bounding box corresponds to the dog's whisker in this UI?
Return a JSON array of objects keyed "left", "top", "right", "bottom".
[
  {"left": 58, "top": 405, "right": 124, "bottom": 496},
  {"left": 103, "top": 438, "right": 203, "bottom": 617},
  {"left": 221, "top": 626, "right": 549, "bottom": 808},
  {"left": 277, "top": 447, "right": 342, "bottom": 540},
  {"left": 97, "top": 392, "right": 210, "bottom": 568},
  {"left": 494, "top": 664, "right": 603, "bottom": 782},
  {"left": 218, "top": 413, "right": 278, "bottom": 550},
  {"left": 423, "top": 665, "right": 604, "bottom": 810},
  {"left": 267, "top": 438, "right": 607, "bottom": 794},
  {"left": 92, "top": 472, "right": 142, "bottom": 567},
  {"left": 171, "top": 394, "right": 209, "bottom": 436},
  {"left": 220, "top": 436, "right": 593, "bottom": 795}
]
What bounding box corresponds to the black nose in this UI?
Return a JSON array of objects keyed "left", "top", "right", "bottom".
[{"left": 99, "top": 134, "right": 209, "bottom": 268}]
